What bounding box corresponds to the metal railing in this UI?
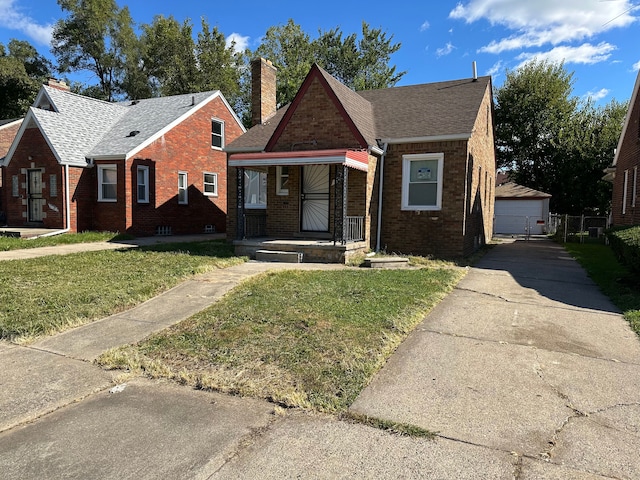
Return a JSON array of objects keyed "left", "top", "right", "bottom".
[
  {"left": 548, "top": 214, "right": 609, "bottom": 244},
  {"left": 345, "top": 216, "right": 365, "bottom": 242}
]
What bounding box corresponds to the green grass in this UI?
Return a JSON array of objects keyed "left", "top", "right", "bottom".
[
  {"left": 0, "top": 240, "right": 245, "bottom": 342},
  {"left": 0, "top": 231, "right": 133, "bottom": 251},
  {"left": 563, "top": 242, "right": 640, "bottom": 336},
  {"left": 98, "top": 266, "right": 465, "bottom": 413}
]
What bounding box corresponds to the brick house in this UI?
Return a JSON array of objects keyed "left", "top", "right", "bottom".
[
  {"left": 608, "top": 69, "right": 640, "bottom": 225},
  {"left": 0, "top": 82, "right": 244, "bottom": 235},
  {"left": 0, "top": 118, "right": 23, "bottom": 224},
  {"left": 225, "top": 58, "right": 496, "bottom": 262}
]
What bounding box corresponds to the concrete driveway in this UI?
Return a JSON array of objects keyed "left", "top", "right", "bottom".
[{"left": 1, "top": 237, "right": 638, "bottom": 479}]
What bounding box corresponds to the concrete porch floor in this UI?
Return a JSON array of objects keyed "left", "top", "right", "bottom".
[{"left": 0, "top": 227, "right": 64, "bottom": 239}]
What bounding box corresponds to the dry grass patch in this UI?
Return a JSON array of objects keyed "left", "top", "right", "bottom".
[{"left": 99, "top": 267, "right": 465, "bottom": 413}]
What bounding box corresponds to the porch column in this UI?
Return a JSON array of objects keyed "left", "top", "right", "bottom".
[
  {"left": 333, "top": 165, "right": 348, "bottom": 245},
  {"left": 236, "top": 167, "right": 245, "bottom": 240}
]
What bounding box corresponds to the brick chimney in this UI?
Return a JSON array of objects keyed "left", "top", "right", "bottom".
[
  {"left": 47, "top": 78, "right": 70, "bottom": 91},
  {"left": 251, "top": 58, "right": 277, "bottom": 127}
]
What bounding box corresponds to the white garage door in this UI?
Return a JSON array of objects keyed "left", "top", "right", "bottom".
[{"left": 495, "top": 199, "right": 545, "bottom": 235}]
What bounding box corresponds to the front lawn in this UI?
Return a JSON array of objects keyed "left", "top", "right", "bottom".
[
  {"left": 98, "top": 266, "right": 465, "bottom": 413},
  {"left": 0, "top": 240, "right": 244, "bottom": 343},
  {"left": 563, "top": 242, "right": 640, "bottom": 336},
  {"left": 0, "top": 231, "right": 132, "bottom": 251}
]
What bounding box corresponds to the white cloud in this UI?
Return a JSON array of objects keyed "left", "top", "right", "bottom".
[
  {"left": 633, "top": 60, "right": 640, "bottom": 71},
  {"left": 226, "top": 33, "right": 249, "bottom": 53},
  {"left": 436, "top": 42, "right": 455, "bottom": 57},
  {"left": 450, "top": 0, "right": 637, "bottom": 52},
  {"left": 584, "top": 88, "right": 609, "bottom": 101},
  {"left": 486, "top": 60, "right": 503, "bottom": 77},
  {"left": 420, "top": 21, "right": 430, "bottom": 31},
  {"left": 0, "top": 0, "right": 53, "bottom": 46},
  {"left": 515, "top": 42, "right": 616, "bottom": 67}
]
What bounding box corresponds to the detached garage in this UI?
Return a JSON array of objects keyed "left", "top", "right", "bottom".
[{"left": 494, "top": 182, "right": 551, "bottom": 235}]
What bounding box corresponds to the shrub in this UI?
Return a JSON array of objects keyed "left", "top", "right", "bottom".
[{"left": 607, "top": 226, "right": 640, "bottom": 274}]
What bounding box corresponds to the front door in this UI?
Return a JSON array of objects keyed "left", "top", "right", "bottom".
[
  {"left": 27, "top": 169, "right": 44, "bottom": 223},
  {"left": 301, "top": 165, "right": 329, "bottom": 232}
]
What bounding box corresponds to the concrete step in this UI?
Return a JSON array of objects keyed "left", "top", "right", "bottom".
[
  {"left": 255, "top": 249, "right": 303, "bottom": 263},
  {"left": 363, "top": 256, "right": 410, "bottom": 268}
]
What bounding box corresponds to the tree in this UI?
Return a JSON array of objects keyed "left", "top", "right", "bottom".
[
  {"left": 494, "top": 59, "right": 626, "bottom": 214},
  {"left": 140, "top": 15, "right": 198, "bottom": 96},
  {"left": 317, "top": 22, "right": 405, "bottom": 91},
  {"left": 52, "top": 0, "right": 137, "bottom": 101},
  {"left": 0, "top": 40, "right": 52, "bottom": 118}
]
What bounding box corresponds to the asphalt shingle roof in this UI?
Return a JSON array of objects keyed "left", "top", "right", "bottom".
[
  {"left": 495, "top": 182, "right": 551, "bottom": 199},
  {"left": 227, "top": 64, "right": 491, "bottom": 153},
  {"left": 21, "top": 86, "right": 221, "bottom": 167}
]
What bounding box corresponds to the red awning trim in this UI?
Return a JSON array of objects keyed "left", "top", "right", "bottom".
[{"left": 229, "top": 148, "right": 369, "bottom": 172}]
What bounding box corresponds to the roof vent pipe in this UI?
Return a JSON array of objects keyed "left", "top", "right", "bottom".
[{"left": 472, "top": 61, "right": 478, "bottom": 81}]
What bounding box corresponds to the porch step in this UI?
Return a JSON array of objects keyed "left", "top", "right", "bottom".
[
  {"left": 255, "top": 249, "right": 303, "bottom": 263},
  {"left": 363, "top": 256, "right": 410, "bottom": 268}
]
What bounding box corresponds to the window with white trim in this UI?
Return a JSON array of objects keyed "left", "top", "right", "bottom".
[
  {"left": 244, "top": 170, "right": 267, "bottom": 208},
  {"left": 98, "top": 164, "right": 117, "bottom": 202},
  {"left": 203, "top": 172, "right": 218, "bottom": 196},
  {"left": 276, "top": 166, "right": 289, "bottom": 195},
  {"left": 633, "top": 166, "right": 638, "bottom": 208},
  {"left": 178, "top": 171, "right": 188, "bottom": 204},
  {"left": 211, "top": 119, "right": 224, "bottom": 149},
  {"left": 137, "top": 166, "right": 149, "bottom": 203},
  {"left": 50, "top": 174, "right": 57, "bottom": 197},
  {"left": 623, "top": 169, "right": 629, "bottom": 214},
  {"left": 401, "top": 153, "right": 444, "bottom": 210}
]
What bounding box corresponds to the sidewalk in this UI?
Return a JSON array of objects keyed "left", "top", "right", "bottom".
[{"left": 1, "top": 237, "right": 639, "bottom": 479}]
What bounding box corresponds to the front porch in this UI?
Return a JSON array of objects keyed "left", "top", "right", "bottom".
[{"left": 234, "top": 237, "right": 369, "bottom": 263}]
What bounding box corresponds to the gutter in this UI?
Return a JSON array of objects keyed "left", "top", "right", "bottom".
[
  {"left": 375, "top": 142, "right": 388, "bottom": 252},
  {"left": 37, "top": 163, "right": 71, "bottom": 238}
]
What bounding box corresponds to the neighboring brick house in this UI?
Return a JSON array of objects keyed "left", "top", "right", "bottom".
[
  {"left": 1, "top": 82, "right": 244, "bottom": 235},
  {"left": 225, "top": 58, "right": 495, "bottom": 262},
  {"left": 0, "top": 118, "right": 23, "bottom": 224},
  {"left": 608, "top": 69, "right": 640, "bottom": 226}
]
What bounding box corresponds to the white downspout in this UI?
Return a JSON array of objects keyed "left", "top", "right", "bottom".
[
  {"left": 375, "top": 142, "right": 388, "bottom": 252},
  {"left": 37, "top": 163, "right": 71, "bottom": 238}
]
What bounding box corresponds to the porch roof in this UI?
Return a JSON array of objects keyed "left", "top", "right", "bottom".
[{"left": 228, "top": 148, "right": 369, "bottom": 172}]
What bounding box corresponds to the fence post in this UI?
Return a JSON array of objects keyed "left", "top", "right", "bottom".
[{"left": 563, "top": 214, "right": 568, "bottom": 243}]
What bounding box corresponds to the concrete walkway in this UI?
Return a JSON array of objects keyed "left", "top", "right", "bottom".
[{"left": 0, "top": 237, "right": 639, "bottom": 478}]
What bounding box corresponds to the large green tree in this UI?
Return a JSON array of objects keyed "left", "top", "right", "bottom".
[
  {"left": 52, "top": 0, "right": 137, "bottom": 101},
  {"left": 252, "top": 19, "right": 405, "bottom": 107},
  {"left": 495, "top": 59, "right": 626, "bottom": 214},
  {"left": 0, "top": 40, "right": 52, "bottom": 118}
]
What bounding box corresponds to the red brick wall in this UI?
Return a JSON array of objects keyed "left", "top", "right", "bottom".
[
  {"left": 3, "top": 127, "right": 68, "bottom": 229},
  {"left": 612, "top": 86, "right": 640, "bottom": 226}
]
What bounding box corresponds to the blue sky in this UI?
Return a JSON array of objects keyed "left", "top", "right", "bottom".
[{"left": 1, "top": 0, "right": 638, "bottom": 104}]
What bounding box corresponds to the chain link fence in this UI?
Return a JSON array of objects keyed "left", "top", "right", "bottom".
[{"left": 548, "top": 214, "right": 609, "bottom": 244}]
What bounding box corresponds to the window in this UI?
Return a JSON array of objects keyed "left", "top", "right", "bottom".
[
  {"left": 12, "top": 175, "right": 19, "bottom": 197},
  {"left": 50, "top": 174, "right": 57, "bottom": 197},
  {"left": 401, "top": 153, "right": 444, "bottom": 210},
  {"left": 137, "top": 166, "right": 149, "bottom": 203},
  {"left": 245, "top": 170, "right": 267, "bottom": 208},
  {"left": 276, "top": 166, "right": 289, "bottom": 195},
  {"left": 623, "top": 169, "right": 629, "bottom": 215},
  {"left": 211, "top": 119, "right": 224, "bottom": 149},
  {"left": 98, "top": 164, "right": 117, "bottom": 202},
  {"left": 203, "top": 172, "right": 218, "bottom": 196},
  {"left": 178, "top": 171, "right": 188, "bottom": 204},
  {"left": 633, "top": 166, "right": 638, "bottom": 208}
]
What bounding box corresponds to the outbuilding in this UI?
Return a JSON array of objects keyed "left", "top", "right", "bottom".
[{"left": 494, "top": 182, "right": 551, "bottom": 235}]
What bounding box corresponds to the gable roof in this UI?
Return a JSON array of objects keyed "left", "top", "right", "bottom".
[
  {"left": 495, "top": 182, "right": 551, "bottom": 199},
  {"left": 226, "top": 63, "right": 491, "bottom": 153},
  {"left": 612, "top": 68, "right": 640, "bottom": 168},
  {"left": 3, "top": 86, "right": 244, "bottom": 167}
]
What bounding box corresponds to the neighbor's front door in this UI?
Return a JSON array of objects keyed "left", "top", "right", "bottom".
[
  {"left": 301, "top": 164, "right": 330, "bottom": 232},
  {"left": 27, "top": 169, "right": 44, "bottom": 223}
]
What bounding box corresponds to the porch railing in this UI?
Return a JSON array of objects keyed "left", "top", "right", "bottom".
[{"left": 345, "top": 216, "right": 365, "bottom": 242}]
